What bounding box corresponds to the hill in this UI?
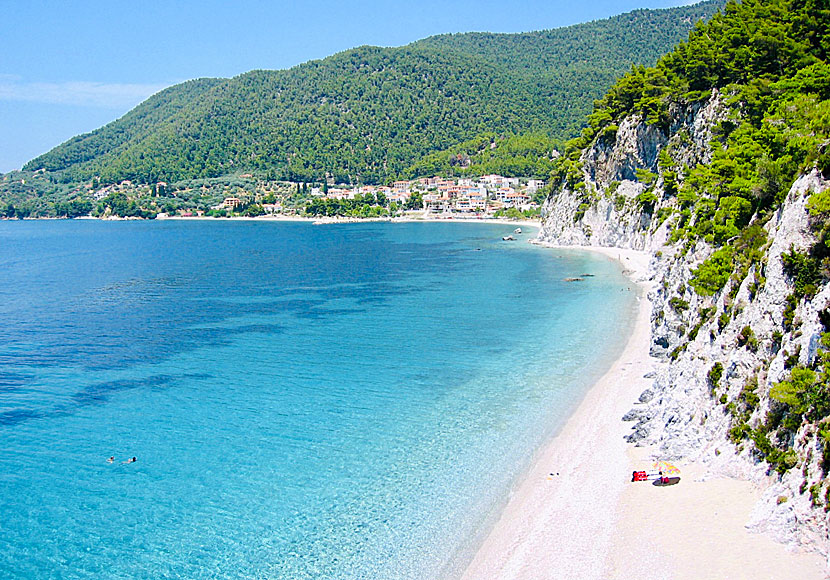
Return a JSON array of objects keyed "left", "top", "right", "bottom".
[
  {"left": 538, "top": 0, "right": 830, "bottom": 551},
  {"left": 20, "top": 1, "right": 724, "bottom": 190}
]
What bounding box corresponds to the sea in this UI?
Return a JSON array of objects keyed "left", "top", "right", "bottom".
[{"left": 0, "top": 219, "right": 637, "bottom": 579}]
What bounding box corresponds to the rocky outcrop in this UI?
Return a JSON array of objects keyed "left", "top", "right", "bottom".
[
  {"left": 538, "top": 90, "right": 727, "bottom": 251},
  {"left": 538, "top": 88, "right": 830, "bottom": 560}
]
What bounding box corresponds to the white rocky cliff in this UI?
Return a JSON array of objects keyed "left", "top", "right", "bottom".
[{"left": 537, "top": 88, "right": 830, "bottom": 560}]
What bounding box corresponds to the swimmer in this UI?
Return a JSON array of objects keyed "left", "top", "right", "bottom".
[
  {"left": 123, "top": 456, "right": 137, "bottom": 464},
  {"left": 107, "top": 456, "right": 114, "bottom": 463}
]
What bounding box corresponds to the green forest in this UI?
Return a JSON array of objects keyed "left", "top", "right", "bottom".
[
  {"left": 0, "top": 0, "right": 724, "bottom": 218},
  {"left": 565, "top": 0, "right": 830, "bottom": 483}
]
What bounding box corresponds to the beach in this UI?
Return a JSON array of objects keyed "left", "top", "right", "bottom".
[
  {"left": 460, "top": 247, "right": 827, "bottom": 580},
  {"left": 162, "top": 212, "right": 542, "bottom": 230}
]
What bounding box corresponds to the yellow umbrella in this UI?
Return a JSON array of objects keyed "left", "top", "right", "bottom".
[{"left": 653, "top": 460, "right": 681, "bottom": 475}]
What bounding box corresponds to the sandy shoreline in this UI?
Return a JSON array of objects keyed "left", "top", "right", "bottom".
[
  {"left": 160, "top": 213, "right": 541, "bottom": 229},
  {"left": 460, "top": 245, "right": 827, "bottom": 580}
]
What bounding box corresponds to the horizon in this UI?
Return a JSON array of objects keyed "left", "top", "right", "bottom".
[{"left": 0, "top": 0, "right": 699, "bottom": 174}]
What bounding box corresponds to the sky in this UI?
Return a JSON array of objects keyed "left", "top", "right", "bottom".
[{"left": 0, "top": 0, "right": 696, "bottom": 173}]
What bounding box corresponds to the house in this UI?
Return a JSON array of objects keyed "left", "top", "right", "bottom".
[
  {"left": 492, "top": 187, "right": 516, "bottom": 202},
  {"left": 526, "top": 179, "right": 546, "bottom": 193},
  {"left": 423, "top": 192, "right": 451, "bottom": 212},
  {"left": 326, "top": 188, "right": 354, "bottom": 200},
  {"left": 481, "top": 174, "right": 506, "bottom": 189},
  {"left": 455, "top": 196, "right": 473, "bottom": 212},
  {"left": 465, "top": 188, "right": 487, "bottom": 210},
  {"left": 387, "top": 192, "right": 410, "bottom": 205},
  {"left": 222, "top": 197, "right": 243, "bottom": 210},
  {"left": 502, "top": 191, "right": 531, "bottom": 208},
  {"left": 392, "top": 180, "right": 410, "bottom": 194}
]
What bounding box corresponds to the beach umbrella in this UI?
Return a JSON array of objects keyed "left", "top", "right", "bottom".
[{"left": 652, "top": 460, "right": 680, "bottom": 475}]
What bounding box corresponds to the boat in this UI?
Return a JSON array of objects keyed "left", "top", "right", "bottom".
[
  {"left": 502, "top": 235, "right": 515, "bottom": 241},
  {"left": 514, "top": 227, "right": 522, "bottom": 234}
]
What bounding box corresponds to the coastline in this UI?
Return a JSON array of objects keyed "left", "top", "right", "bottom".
[
  {"left": 459, "top": 245, "right": 827, "bottom": 579},
  {"left": 80, "top": 213, "right": 541, "bottom": 229}
]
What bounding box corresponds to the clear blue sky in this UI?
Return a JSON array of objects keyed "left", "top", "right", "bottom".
[{"left": 0, "top": 0, "right": 695, "bottom": 173}]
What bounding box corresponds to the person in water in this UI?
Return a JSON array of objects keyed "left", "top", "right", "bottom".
[
  {"left": 123, "top": 457, "right": 137, "bottom": 464},
  {"left": 107, "top": 456, "right": 114, "bottom": 463}
]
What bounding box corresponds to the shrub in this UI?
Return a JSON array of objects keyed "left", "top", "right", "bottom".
[
  {"left": 635, "top": 168, "right": 658, "bottom": 186},
  {"left": 783, "top": 293, "right": 799, "bottom": 331},
  {"left": 669, "top": 344, "right": 686, "bottom": 360},
  {"left": 636, "top": 190, "right": 658, "bottom": 213},
  {"left": 708, "top": 362, "right": 724, "bottom": 391},
  {"left": 782, "top": 248, "right": 821, "bottom": 298},
  {"left": 737, "top": 325, "right": 758, "bottom": 351},
  {"left": 729, "top": 421, "right": 751, "bottom": 442},
  {"left": 691, "top": 247, "right": 735, "bottom": 296}
]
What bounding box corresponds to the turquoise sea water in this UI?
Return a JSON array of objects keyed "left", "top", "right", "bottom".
[{"left": 0, "top": 220, "right": 637, "bottom": 579}]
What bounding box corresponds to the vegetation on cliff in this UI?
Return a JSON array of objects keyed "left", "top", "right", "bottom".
[{"left": 554, "top": 0, "right": 830, "bottom": 498}]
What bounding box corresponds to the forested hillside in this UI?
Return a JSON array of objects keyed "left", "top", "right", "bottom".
[
  {"left": 404, "top": 133, "right": 560, "bottom": 179},
  {"left": 539, "top": 0, "right": 830, "bottom": 531},
  {"left": 19, "top": 1, "right": 723, "bottom": 189}
]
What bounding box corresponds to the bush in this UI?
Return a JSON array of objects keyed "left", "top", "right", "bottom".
[
  {"left": 737, "top": 325, "right": 758, "bottom": 351},
  {"left": 691, "top": 247, "right": 735, "bottom": 296},
  {"left": 635, "top": 168, "right": 657, "bottom": 186},
  {"left": 636, "top": 190, "right": 658, "bottom": 213},
  {"left": 783, "top": 293, "right": 799, "bottom": 330},
  {"left": 781, "top": 248, "right": 821, "bottom": 298},
  {"left": 708, "top": 362, "right": 724, "bottom": 391}
]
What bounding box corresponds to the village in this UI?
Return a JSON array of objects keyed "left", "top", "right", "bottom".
[
  {"left": 219, "top": 174, "right": 546, "bottom": 218},
  {"left": 79, "top": 173, "right": 547, "bottom": 219}
]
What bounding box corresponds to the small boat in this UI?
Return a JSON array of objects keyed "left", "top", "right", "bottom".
[
  {"left": 502, "top": 235, "right": 515, "bottom": 241},
  {"left": 514, "top": 227, "right": 522, "bottom": 234}
]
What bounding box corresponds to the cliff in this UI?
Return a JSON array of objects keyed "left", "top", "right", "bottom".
[{"left": 537, "top": 86, "right": 830, "bottom": 559}]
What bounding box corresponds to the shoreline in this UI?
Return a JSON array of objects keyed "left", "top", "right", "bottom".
[
  {"left": 164, "top": 214, "right": 542, "bottom": 229},
  {"left": 459, "top": 244, "right": 827, "bottom": 579},
  {"left": 48, "top": 214, "right": 541, "bottom": 229}
]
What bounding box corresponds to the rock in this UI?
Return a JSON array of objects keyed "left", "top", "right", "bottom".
[
  {"left": 625, "top": 424, "right": 649, "bottom": 443},
  {"left": 535, "top": 81, "right": 830, "bottom": 560},
  {"left": 622, "top": 409, "right": 641, "bottom": 421}
]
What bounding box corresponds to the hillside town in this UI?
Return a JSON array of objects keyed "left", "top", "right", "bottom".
[
  {"left": 318, "top": 175, "right": 545, "bottom": 214},
  {"left": 58, "top": 173, "right": 547, "bottom": 219}
]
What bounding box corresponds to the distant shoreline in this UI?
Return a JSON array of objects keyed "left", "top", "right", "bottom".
[{"left": 4, "top": 214, "right": 541, "bottom": 230}]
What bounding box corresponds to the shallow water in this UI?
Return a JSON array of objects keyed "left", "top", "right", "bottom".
[{"left": 0, "top": 220, "right": 636, "bottom": 579}]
